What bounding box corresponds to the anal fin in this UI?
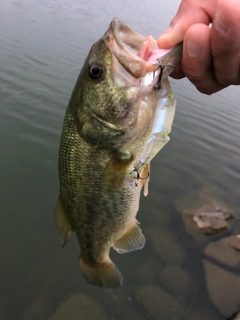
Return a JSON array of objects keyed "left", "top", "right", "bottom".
[
  {"left": 113, "top": 220, "right": 146, "bottom": 254},
  {"left": 54, "top": 197, "right": 73, "bottom": 246}
]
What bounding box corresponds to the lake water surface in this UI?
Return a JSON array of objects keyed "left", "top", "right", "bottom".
[{"left": 1, "top": 1, "right": 240, "bottom": 319}]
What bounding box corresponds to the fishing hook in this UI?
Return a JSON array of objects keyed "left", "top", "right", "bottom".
[
  {"left": 153, "top": 63, "right": 175, "bottom": 91},
  {"left": 133, "top": 167, "right": 149, "bottom": 187}
]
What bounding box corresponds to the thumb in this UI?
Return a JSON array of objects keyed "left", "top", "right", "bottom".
[{"left": 157, "top": 0, "right": 214, "bottom": 48}]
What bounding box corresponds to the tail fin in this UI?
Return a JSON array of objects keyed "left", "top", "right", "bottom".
[{"left": 79, "top": 255, "right": 123, "bottom": 289}]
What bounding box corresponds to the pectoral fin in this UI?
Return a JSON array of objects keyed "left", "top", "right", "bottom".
[
  {"left": 54, "top": 197, "right": 73, "bottom": 247},
  {"left": 103, "top": 152, "right": 133, "bottom": 189},
  {"left": 113, "top": 220, "right": 146, "bottom": 254}
]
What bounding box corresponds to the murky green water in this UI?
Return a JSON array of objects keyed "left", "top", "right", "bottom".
[{"left": 1, "top": 1, "right": 240, "bottom": 319}]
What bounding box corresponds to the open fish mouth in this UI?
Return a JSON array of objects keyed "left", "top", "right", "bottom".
[
  {"left": 104, "top": 17, "right": 182, "bottom": 86},
  {"left": 104, "top": 17, "right": 160, "bottom": 80},
  {"left": 109, "top": 18, "right": 149, "bottom": 60}
]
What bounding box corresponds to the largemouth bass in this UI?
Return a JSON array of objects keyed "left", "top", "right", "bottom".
[{"left": 55, "top": 18, "right": 182, "bottom": 289}]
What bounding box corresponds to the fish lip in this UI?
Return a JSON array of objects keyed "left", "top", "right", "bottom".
[
  {"left": 106, "top": 17, "right": 155, "bottom": 81},
  {"left": 110, "top": 18, "right": 137, "bottom": 51},
  {"left": 109, "top": 18, "right": 125, "bottom": 50},
  {"left": 109, "top": 17, "right": 146, "bottom": 59}
]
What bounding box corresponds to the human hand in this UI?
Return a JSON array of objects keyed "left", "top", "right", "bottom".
[{"left": 158, "top": 0, "right": 240, "bottom": 94}]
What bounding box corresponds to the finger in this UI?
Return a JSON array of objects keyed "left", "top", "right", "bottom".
[
  {"left": 157, "top": 0, "right": 214, "bottom": 48},
  {"left": 182, "top": 23, "right": 225, "bottom": 94},
  {"left": 211, "top": 0, "right": 240, "bottom": 86},
  {"left": 170, "top": 63, "right": 185, "bottom": 79}
]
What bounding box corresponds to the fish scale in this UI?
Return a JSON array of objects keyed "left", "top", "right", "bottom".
[{"left": 59, "top": 107, "right": 139, "bottom": 248}]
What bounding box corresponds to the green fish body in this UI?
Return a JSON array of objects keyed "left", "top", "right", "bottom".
[{"left": 55, "top": 18, "right": 182, "bottom": 289}]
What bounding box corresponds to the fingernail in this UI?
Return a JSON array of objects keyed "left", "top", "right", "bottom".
[
  {"left": 186, "top": 41, "right": 202, "bottom": 58},
  {"left": 214, "top": 12, "right": 229, "bottom": 34}
]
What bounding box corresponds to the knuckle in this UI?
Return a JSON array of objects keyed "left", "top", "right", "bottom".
[
  {"left": 182, "top": 65, "right": 202, "bottom": 81},
  {"left": 211, "top": 49, "right": 231, "bottom": 61},
  {"left": 214, "top": 72, "right": 238, "bottom": 87},
  {"left": 216, "top": 78, "right": 231, "bottom": 87},
  {"left": 195, "top": 84, "right": 223, "bottom": 95},
  {"left": 188, "top": 76, "right": 226, "bottom": 95},
  {"left": 212, "top": 55, "right": 240, "bottom": 86},
  {"left": 211, "top": 43, "right": 240, "bottom": 60}
]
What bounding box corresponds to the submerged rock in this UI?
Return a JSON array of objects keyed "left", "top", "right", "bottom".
[
  {"left": 137, "top": 285, "right": 184, "bottom": 319},
  {"left": 204, "top": 238, "right": 240, "bottom": 317},
  {"left": 204, "top": 260, "right": 240, "bottom": 318},
  {"left": 204, "top": 238, "right": 240, "bottom": 268},
  {"left": 193, "top": 204, "right": 233, "bottom": 234},
  {"left": 136, "top": 257, "right": 160, "bottom": 284},
  {"left": 185, "top": 307, "right": 223, "bottom": 320},
  {"left": 106, "top": 296, "right": 146, "bottom": 320},
  {"left": 182, "top": 203, "right": 234, "bottom": 235},
  {"left": 159, "top": 265, "right": 193, "bottom": 298},
  {"left": 49, "top": 294, "right": 107, "bottom": 320},
  {"left": 228, "top": 235, "right": 240, "bottom": 251},
  {"left": 23, "top": 288, "right": 52, "bottom": 320},
  {"left": 176, "top": 187, "right": 234, "bottom": 235},
  {"left": 144, "top": 226, "right": 186, "bottom": 265}
]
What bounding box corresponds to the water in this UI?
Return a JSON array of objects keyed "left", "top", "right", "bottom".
[{"left": 1, "top": 1, "right": 240, "bottom": 319}]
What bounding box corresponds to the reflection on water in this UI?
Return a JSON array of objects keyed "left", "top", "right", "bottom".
[{"left": 1, "top": 0, "right": 240, "bottom": 319}]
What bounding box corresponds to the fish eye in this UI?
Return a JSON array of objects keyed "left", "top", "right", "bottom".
[{"left": 88, "top": 62, "right": 105, "bottom": 80}]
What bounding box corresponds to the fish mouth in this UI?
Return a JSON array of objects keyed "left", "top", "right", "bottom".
[
  {"left": 105, "top": 18, "right": 157, "bottom": 80},
  {"left": 104, "top": 18, "right": 182, "bottom": 84},
  {"left": 109, "top": 18, "right": 148, "bottom": 61}
]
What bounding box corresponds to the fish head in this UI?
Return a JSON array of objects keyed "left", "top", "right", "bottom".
[{"left": 72, "top": 18, "right": 182, "bottom": 151}]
